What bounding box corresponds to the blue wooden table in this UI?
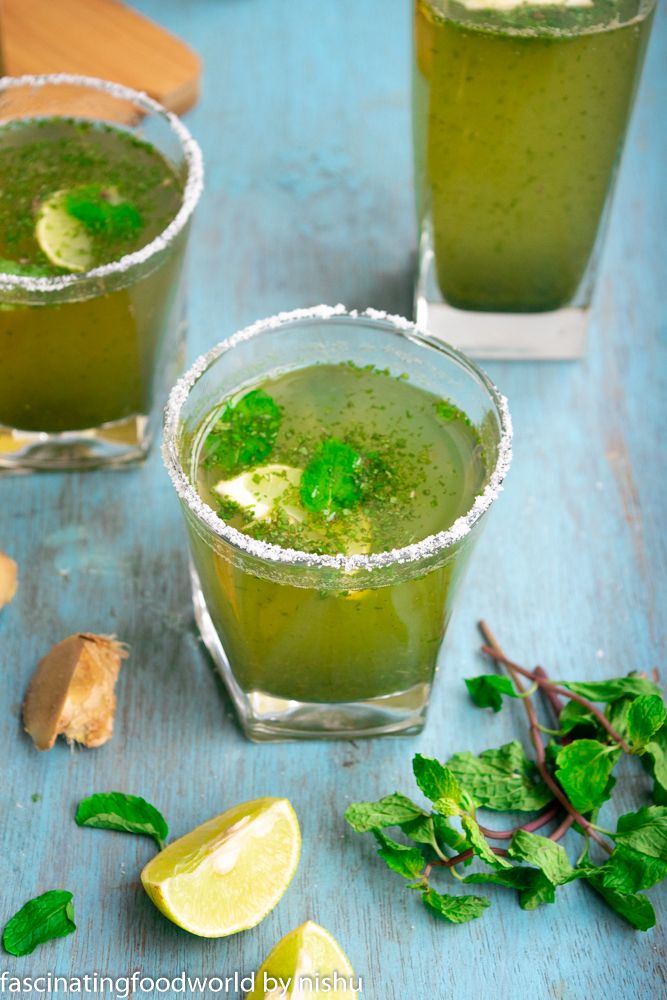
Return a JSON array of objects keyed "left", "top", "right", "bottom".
[{"left": 1, "top": 2, "right": 666, "bottom": 997}]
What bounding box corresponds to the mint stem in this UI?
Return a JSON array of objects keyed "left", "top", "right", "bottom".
[
  {"left": 477, "top": 802, "right": 561, "bottom": 842},
  {"left": 480, "top": 644, "right": 632, "bottom": 754},
  {"left": 478, "top": 622, "right": 613, "bottom": 856}
]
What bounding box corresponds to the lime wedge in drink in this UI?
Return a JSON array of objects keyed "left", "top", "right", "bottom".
[
  {"left": 35, "top": 190, "right": 93, "bottom": 272},
  {"left": 214, "top": 464, "right": 372, "bottom": 556},
  {"left": 140, "top": 798, "right": 301, "bottom": 937},
  {"left": 247, "top": 921, "right": 359, "bottom": 1000},
  {"left": 215, "top": 464, "right": 305, "bottom": 524}
]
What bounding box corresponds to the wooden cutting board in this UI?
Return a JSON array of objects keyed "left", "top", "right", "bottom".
[{"left": 0, "top": 0, "right": 201, "bottom": 115}]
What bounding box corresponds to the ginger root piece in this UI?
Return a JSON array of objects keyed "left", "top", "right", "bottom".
[
  {"left": 23, "top": 634, "right": 128, "bottom": 751},
  {"left": 0, "top": 551, "right": 18, "bottom": 608}
]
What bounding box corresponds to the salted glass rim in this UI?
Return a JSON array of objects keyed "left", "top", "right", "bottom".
[
  {"left": 162, "top": 305, "right": 513, "bottom": 572},
  {"left": 0, "top": 73, "right": 204, "bottom": 293}
]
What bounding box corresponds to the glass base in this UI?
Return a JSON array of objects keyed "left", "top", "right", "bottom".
[
  {"left": 0, "top": 414, "right": 150, "bottom": 472},
  {"left": 415, "top": 226, "right": 588, "bottom": 360},
  {"left": 190, "top": 564, "right": 430, "bottom": 742}
]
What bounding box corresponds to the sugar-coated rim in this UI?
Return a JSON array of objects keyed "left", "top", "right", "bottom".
[
  {"left": 0, "top": 74, "right": 204, "bottom": 292},
  {"left": 162, "top": 305, "right": 513, "bottom": 572}
]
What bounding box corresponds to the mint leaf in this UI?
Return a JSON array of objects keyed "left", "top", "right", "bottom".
[
  {"left": 203, "top": 389, "right": 282, "bottom": 474},
  {"left": 75, "top": 792, "right": 168, "bottom": 850},
  {"left": 645, "top": 728, "right": 667, "bottom": 803},
  {"left": 602, "top": 845, "right": 667, "bottom": 894},
  {"left": 64, "top": 185, "right": 142, "bottom": 239},
  {"left": 0, "top": 258, "right": 55, "bottom": 278},
  {"left": 300, "top": 438, "right": 362, "bottom": 514},
  {"left": 399, "top": 814, "right": 439, "bottom": 849},
  {"left": 412, "top": 754, "right": 469, "bottom": 816},
  {"left": 421, "top": 887, "right": 490, "bottom": 924},
  {"left": 3, "top": 891, "right": 75, "bottom": 956},
  {"left": 372, "top": 831, "right": 424, "bottom": 880},
  {"left": 468, "top": 864, "right": 585, "bottom": 911},
  {"left": 345, "top": 793, "right": 427, "bottom": 833},
  {"left": 508, "top": 830, "right": 575, "bottom": 886},
  {"left": 611, "top": 806, "right": 667, "bottom": 861},
  {"left": 627, "top": 695, "right": 667, "bottom": 750},
  {"left": 561, "top": 677, "right": 661, "bottom": 702},
  {"left": 465, "top": 674, "right": 518, "bottom": 712},
  {"left": 558, "top": 700, "right": 600, "bottom": 736},
  {"left": 555, "top": 739, "right": 620, "bottom": 813},
  {"left": 432, "top": 814, "right": 468, "bottom": 855},
  {"left": 446, "top": 741, "right": 551, "bottom": 812},
  {"left": 586, "top": 874, "right": 656, "bottom": 931},
  {"left": 460, "top": 815, "right": 512, "bottom": 869}
]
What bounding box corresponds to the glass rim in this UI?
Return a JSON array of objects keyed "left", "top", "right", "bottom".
[
  {"left": 162, "top": 305, "right": 513, "bottom": 572},
  {"left": 0, "top": 73, "right": 204, "bottom": 293}
]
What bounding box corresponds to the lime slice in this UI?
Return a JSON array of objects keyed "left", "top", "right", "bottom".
[
  {"left": 140, "top": 797, "right": 301, "bottom": 937},
  {"left": 35, "top": 190, "right": 94, "bottom": 272},
  {"left": 247, "top": 921, "right": 359, "bottom": 1000},
  {"left": 215, "top": 464, "right": 305, "bottom": 523}
]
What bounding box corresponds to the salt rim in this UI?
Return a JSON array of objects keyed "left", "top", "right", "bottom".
[
  {"left": 162, "top": 305, "right": 513, "bottom": 573},
  {"left": 0, "top": 74, "right": 204, "bottom": 293}
]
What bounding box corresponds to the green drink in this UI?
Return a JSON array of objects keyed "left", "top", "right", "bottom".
[
  {"left": 164, "top": 308, "right": 512, "bottom": 741},
  {"left": 0, "top": 75, "right": 202, "bottom": 470},
  {"left": 413, "top": 0, "right": 655, "bottom": 354}
]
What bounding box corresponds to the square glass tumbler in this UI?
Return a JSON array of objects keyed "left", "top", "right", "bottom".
[
  {"left": 413, "top": 0, "right": 656, "bottom": 359},
  {"left": 0, "top": 74, "right": 203, "bottom": 471},
  {"left": 163, "top": 306, "right": 512, "bottom": 741}
]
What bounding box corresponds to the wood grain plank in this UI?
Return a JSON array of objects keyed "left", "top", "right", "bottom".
[{"left": 1, "top": 0, "right": 201, "bottom": 114}]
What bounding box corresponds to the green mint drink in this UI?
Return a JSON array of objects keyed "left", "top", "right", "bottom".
[
  {"left": 0, "top": 117, "right": 184, "bottom": 432},
  {"left": 189, "top": 363, "right": 487, "bottom": 704},
  {"left": 414, "top": 0, "right": 655, "bottom": 312}
]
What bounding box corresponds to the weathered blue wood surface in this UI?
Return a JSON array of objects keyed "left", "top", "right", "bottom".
[{"left": 1, "top": 2, "right": 666, "bottom": 997}]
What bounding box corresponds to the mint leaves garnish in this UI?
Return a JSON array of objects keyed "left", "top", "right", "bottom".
[
  {"left": 75, "top": 792, "right": 168, "bottom": 849},
  {"left": 300, "top": 438, "right": 363, "bottom": 514},
  {"left": 345, "top": 622, "right": 667, "bottom": 930},
  {"left": 3, "top": 890, "right": 76, "bottom": 956},
  {"left": 64, "top": 184, "right": 142, "bottom": 240},
  {"left": 203, "top": 389, "right": 282, "bottom": 475}
]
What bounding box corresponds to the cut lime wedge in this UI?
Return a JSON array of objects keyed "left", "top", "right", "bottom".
[
  {"left": 247, "top": 921, "right": 359, "bottom": 999},
  {"left": 35, "top": 190, "right": 94, "bottom": 272},
  {"left": 215, "top": 464, "right": 305, "bottom": 523},
  {"left": 140, "top": 798, "right": 301, "bottom": 938}
]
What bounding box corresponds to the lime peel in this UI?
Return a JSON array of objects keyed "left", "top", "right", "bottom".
[
  {"left": 247, "top": 921, "right": 359, "bottom": 999},
  {"left": 35, "top": 190, "right": 93, "bottom": 272}
]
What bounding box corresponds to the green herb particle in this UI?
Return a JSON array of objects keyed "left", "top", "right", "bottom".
[
  {"left": 64, "top": 185, "right": 142, "bottom": 239},
  {"left": 3, "top": 890, "right": 75, "bottom": 957},
  {"left": 75, "top": 792, "right": 168, "bottom": 850}
]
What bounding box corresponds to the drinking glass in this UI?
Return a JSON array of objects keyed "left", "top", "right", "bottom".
[
  {"left": 163, "top": 306, "right": 512, "bottom": 741},
  {"left": 0, "top": 74, "right": 203, "bottom": 470},
  {"left": 413, "top": 1, "right": 656, "bottom": 359}
]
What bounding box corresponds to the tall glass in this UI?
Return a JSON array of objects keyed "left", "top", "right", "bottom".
[
  {"left": 413, "top": 1, "right": 656, "bottom": 359},
  {"left": 0, "top": 75, "right": 203, "bottom": 471},
  {"left": 163, "top": 307, "right": 512, "bottom": 741}
]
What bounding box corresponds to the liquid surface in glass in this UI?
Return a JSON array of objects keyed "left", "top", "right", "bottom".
[{"left": 194, "top": 362, "right": 487, "bottom": 556}]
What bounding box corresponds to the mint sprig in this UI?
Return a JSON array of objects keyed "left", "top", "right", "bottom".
[
  {"left": 345, "top": 622, "right": 667, "bottom": 930},
  {"left": 202, "top": 389, "right": 282, "bottom": 475},
  {"left": 3, "top": 890, "right": 75, "bottom": 956},
  {"left": 75, "top": 792, "right": 168, "bottom": 850}
]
